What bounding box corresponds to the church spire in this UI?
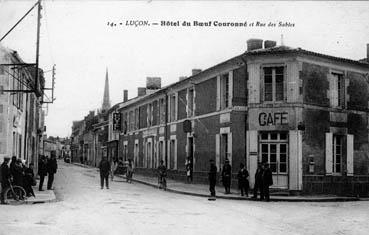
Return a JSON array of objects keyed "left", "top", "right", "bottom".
[{"left": 102, "top": 67, "right": 111, "bottom": 111}]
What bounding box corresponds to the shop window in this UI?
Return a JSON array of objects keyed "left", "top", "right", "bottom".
[
  {"left": 263, "top": 66, "right": 284, "bottom": 102},
  {"left": 259, "top": 132, "right": 288, "bottom": 174},
  {"left": 333, "top": 135, "right": 342, "bottom": 173},
  {"left": 169, "top": 139, "right": 176, "bottom": 169},
  {"left": 220, "top": 74, "right": 230, "bottom": 109}
]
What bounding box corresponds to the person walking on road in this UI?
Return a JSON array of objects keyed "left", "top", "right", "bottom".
[
  {"left": 99, "top": 156, "right": 111, "bottom": 189},
  {"left": 47, "top": 155, "right": 58, "bottom": 190},
  {"left": 262, "top": 163, "right": 273, "bottom": 202},
  {"left": 208, "top": 159, "right": 217, "bottom": 200},
  {"left": 252, "top": 162, "right": 264, "bottom": 200},
  {"left": 237, "top": 163, "right": 249, "bottom": 197},
  {"left": 126, "top": 159, "right": 134, "bottom": 183},
  {"left": 0, "top": 157, "right": 11, "bottom": 204},
  {"left": 38, "top": 155, "right": 48, "bottom": 191},
  {"left": 157, "top": 160, "right": 167, "bottom": 189},
  {"left": 221, "top": 159, "right": 232, "bottom": 194}
]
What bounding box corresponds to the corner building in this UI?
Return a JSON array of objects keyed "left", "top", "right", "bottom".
[{"left": 112, "top": 40, "right": 369, "bottom": 196}]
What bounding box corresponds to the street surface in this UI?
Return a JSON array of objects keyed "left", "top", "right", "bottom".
[{"left": 0, "top": 161, "right": 368, "bottom": 235}]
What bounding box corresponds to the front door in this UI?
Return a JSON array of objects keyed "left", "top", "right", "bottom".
[{"left": 259, "top": 132, "right": 288, "bottom": 189}]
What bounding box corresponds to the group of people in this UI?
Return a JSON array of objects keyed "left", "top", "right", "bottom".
[
  {"left": 98, "top": 157, "right": 134, "bottom": 189},
  {"left": 208, "top": 159, "right": 273, "bottom": 201},
  {"left": 0, "top": 157, "right": 37, "bottom": 204},
  {"left": 37, "top": 155, "right": 58, "bottom": 191}
]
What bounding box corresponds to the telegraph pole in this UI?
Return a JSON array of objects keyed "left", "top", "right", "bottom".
[{"left": 35, "top": 0, "right": 41, "bottom": 95}]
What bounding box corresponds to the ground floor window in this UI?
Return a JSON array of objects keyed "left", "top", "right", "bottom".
[
  {"left": 134, "top": 141, "right": 139, "bottom": 167},
  {"left": 259, "top": 132, "right": 288, "bottom": 174}
]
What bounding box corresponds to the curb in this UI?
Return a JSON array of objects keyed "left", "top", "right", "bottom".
[{"left": 72, "top": 163, "right": 361, "bottom": 202}]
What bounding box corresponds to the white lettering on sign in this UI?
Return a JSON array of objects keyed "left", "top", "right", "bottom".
[{"left": 258, "top": 112, "right": 288, "bottom": 126}]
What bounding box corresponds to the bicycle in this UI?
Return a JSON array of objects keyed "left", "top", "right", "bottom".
[{"left": 3, "top": 178, "right": 27, "bottom": 205}]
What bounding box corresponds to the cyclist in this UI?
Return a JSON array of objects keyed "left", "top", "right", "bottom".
[
  {"left": 157, "top": 160, "right": 167, "bottom": 189},
  {"left": 1, "top": 157, "right": 11, "bottom": 204}
]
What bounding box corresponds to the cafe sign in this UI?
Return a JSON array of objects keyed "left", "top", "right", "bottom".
[{"left": 259, "top": 111, "right": 288, "bottom": 126}]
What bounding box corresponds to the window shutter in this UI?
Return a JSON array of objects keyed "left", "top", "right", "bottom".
[
  {"left": 325, "top": 133, "right": 333, "bottom": 175},
  {"left": 228, "top": 71, "right": 233, "bottom": 107},
  {"left": 215, "top": 134, "right": 220, "bottom": 171},
  {"left": 347, "top": 134, "right": 354, "bottom": 176},
  {"left": 216, "top": 76, "right": 221, "bottom": 110},
  {"left": 284, "top": 65, "right": 288, "bottom": 102},
  {"left": 260, "top": 67, "right": 264, "bottom": 103}
]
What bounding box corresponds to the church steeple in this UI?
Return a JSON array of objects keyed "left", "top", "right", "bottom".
[{"left": 102, "top": 67, "right": 111, "bottom": 111}]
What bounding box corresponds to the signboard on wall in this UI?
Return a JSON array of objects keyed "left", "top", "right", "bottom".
[{"left": 112, "top": 113, "right": 122, "bottom": 131}]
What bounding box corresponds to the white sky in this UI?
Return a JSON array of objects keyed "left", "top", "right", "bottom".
[{"left": 0, "top": 1, "right": 368, "bottom": 137}]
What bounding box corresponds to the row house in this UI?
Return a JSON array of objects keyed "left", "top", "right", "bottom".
[
  {"left": 0, "top": 45, "right": 45, "bottom": 168},
  {"left": 109, "top": 39, "right": 369, "bottom": 196}
]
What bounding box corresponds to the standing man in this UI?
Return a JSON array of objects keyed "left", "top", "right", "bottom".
[
  {"left": 208, "top": 159, "right": 217, "bottom": 200},
  {"left": 1, "top": 157, "right": 11, "bottom": 204},
  {"left": 252, "top": 162, "right": 264, "bottom": 200},
  {"left": 221, "top": 159, "right": 232, "bottom": 194},
  {"left": 38, "top": 155, "right": 48, "bottom": 191},
  {"left": 237, "top": 163, "right": 249, "bottom": 197},
  {"left": 262, "top": 163, "right": 273, "bottom": 202},
  {"left": 99, "top": 156, "right": 110, "bottom": 189},
  {"left": 47, "top": 154, "right": 58, "bottom": 190}
]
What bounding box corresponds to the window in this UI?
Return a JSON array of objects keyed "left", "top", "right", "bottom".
[
  {"left": 146, "top": 141, "right": 152, "bottom": 168},
  {"left": 147, "top": 103, "right": 153, "bottom": 126},
  {"left": 220, "top": 74, "right": 230, "bottom": 109},
  {"left": 333, "top": 135, "right": 342, "bottom": 173},
  {"left": 220, "top": 134, "right": 229, "bottom": 167},
  {"left": 159, "top": 98, "right": 165, "bottom": 124},
  {"left": 188, "top": 88, "right": 194, "bottom": 117},
  {"left": 135, "top": 108, "right": 139, "bottom": 130},
  {"left": 330, "top": 73, "right": 344, "bottom": 108},
  {"left": 259, "top": 132, "right": 288, "bottom": 174},
  {"left": 169, "top": 94, "right": 176, "bottom": 122},
  {"left": 169, "top": 139, "right": 176, "bottom": 169},
  {"left": 129, "top": 110, "right": 134, "bottom": 131},
  {"left": 263, "top": 66, "right": 284, "bottom": 102},
  {"left": 134, "top": 141, "right": 139, "bottom": 167}
]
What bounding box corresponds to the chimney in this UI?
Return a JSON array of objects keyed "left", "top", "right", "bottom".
[
  {"left": 247, "top": 38, "right": 263, "bottom": 51},
  {"left": 179, "top": 76, "right": 187, "bottom": 81},
  {"left": 123, "top": 90, "right": 128, "bottom": 102},
  {"left": 137, "top": 87, "right": 146, "bottom": 97},
  {"left": 367, "top": 44, "right": 369, "bottom": 63},
  {"left": 192, "top": 69, "right": 202, "bottom": 76},
  {"left": 264, "top": 40, "right": 277, "bottom": 49},
  {"left": 146, "top": 77, "right": 161, "bottom": 90}
]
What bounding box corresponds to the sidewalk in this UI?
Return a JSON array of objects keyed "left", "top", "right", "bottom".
[
  {"left": 72, "top": 162, "right": 360, "bottom": 202},
  {"left": 120, "top": 173, "right": 361, "bottom": 202},
  {"left": 25, "top": 186, "right": 56, "bottom": 204}
]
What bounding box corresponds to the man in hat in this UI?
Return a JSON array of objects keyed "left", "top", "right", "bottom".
[
  {"left": 208, "top": 159, "right": 217, "bottom": 200},
  {"left": 262, "top": 162, "right": 273, "bottom": 202},
  {"left": 221, "top": 158, "right": 232, "bottom": 194},
  {"left": 1, "top": 157, "right": 11, "bottom": 204},
  {"left": 252, "top": 162, "right": 264, "bottom": 200}
]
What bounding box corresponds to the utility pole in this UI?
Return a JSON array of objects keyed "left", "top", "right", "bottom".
[{"left": 35, "top": 0, "right": 41, "bottom": 96}]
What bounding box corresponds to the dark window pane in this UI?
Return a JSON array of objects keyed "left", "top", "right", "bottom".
[
  {"left": 265, "top": 74, "right": 273, "bottom": 83},
  {"left": 276, "top": 74, "right": 284, "bottom": 83},
  {"left": 271, "top": 133, "right": 278, "bottom": 140},
  {"left": 280, "top": 144, "right": 286, "bottom": 153},
  {"left": 276, "top": 67, "right": 284, "bottom": 75},
  {"left": 280, "top": 154, "right": 286, "bottom": 163},
  {"left": 336, "top": 164, "right": 341, "bottom": 173},
  {"left": 261, "top": 133, "right": 268, "bottom": 140},
  {"left": 265, "top": 84, "right": 273, "bottom": 101},
  {"left": 280, "top": 163, "right": 287, "bottom": 173},
  {"left": 264, "top": 67, "right": 272, "bottom": 75},
  {"left": 280, "top": 133, "right": 287, "bottom": 140},
  {"left": 276, "top": 83, "right": 284, "bottom": 101},
  {"left": 262, "top": 155, "right": 268, "bottom": 163},
  {"left": 262, "top": 144, "right": 268, "bottom": 152}
]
